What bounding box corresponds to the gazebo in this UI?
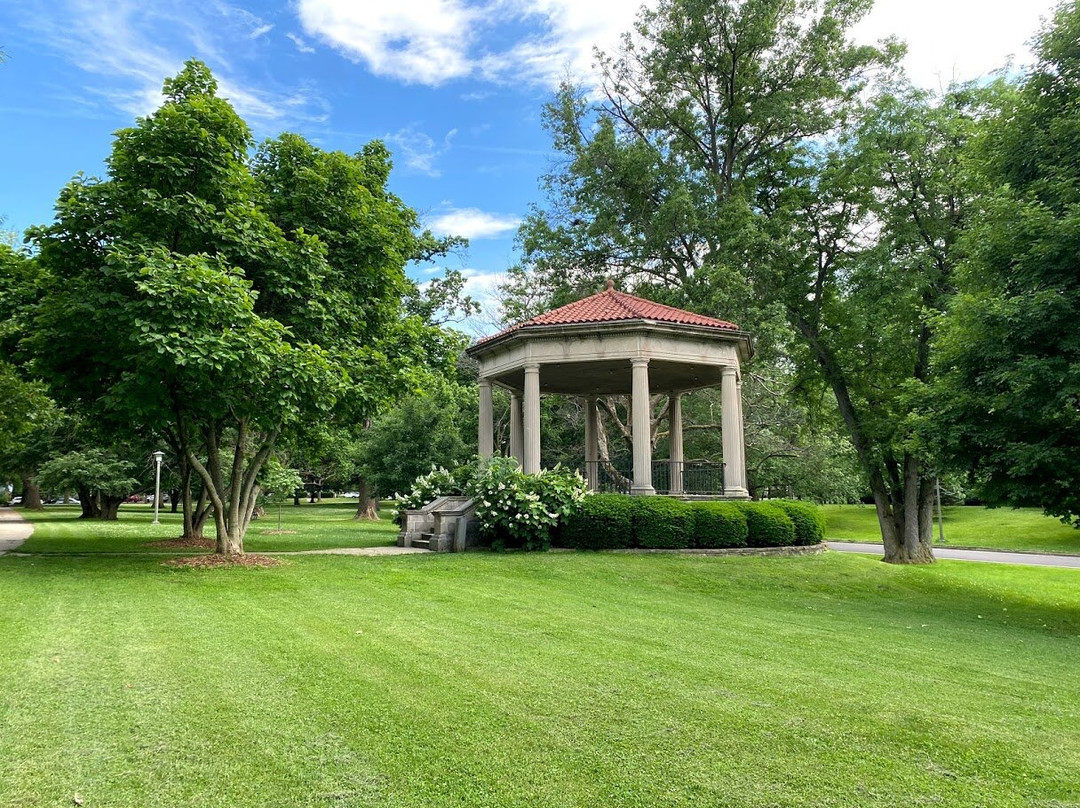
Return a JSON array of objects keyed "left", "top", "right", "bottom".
[{"left": 466, "top": 281, "right": 753, "bottom": 498}]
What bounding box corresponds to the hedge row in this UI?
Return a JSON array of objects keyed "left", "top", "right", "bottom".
[{"left": 559, "top": 495, "right": 825, "bottom": 550}]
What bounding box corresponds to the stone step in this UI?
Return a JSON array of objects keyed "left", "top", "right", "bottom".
[{"left": 411, "top": 533, "right": 433, "bottom": 550}]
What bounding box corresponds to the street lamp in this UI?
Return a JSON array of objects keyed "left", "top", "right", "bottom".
[{"left": 152, "top": 450, "right": 165, "bottom": 525}]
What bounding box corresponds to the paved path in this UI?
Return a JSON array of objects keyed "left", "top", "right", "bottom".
[
  {"left": 827, "top": 541, "right": 1080, "bottom": 569},
  {"left": 0, "top": 508, "right": 33, "bottom": 554},
  {"left": 274, "top": 546, "right": 428, "bottom": 557}
]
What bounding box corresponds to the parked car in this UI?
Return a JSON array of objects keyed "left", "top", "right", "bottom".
[{"left": 10, "top": 496, "right": 22, "bottom": 505}]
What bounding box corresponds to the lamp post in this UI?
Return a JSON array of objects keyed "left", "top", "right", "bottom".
[{"left": 152, "top": 450, "right": 165, "bottom": 525}]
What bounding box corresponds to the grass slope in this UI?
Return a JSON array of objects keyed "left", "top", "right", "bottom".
[
  {"left": 0, "top": 549, "right": 1077, "bottom": 807},
  {"left": 824, "top": 504, "right": 1080, "bottom": 555},
  {"left": 17, "top": 500, "right": 399, "bottom": 554}
]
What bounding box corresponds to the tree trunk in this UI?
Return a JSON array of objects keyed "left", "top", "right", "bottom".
[
  {"left": 169, "top": 489, "right": 180, "bottom": 513},
  {"left": 354, "top": 478, "right": 380, "bottom": 520},
  {"left": 869, "top": 457, "right": 935, "bottom": 564},
  {"left": 187, "top": 420, "right": 278, "bottom": 556},
  {"left": 77, "top": 483, "right": 99, "bottom": 519},
  {"left": 98, "top": 495, "right": 123, "bottom": 521},
  {"left": 19, "top": 474, "right": 42, "bottom": 510}
]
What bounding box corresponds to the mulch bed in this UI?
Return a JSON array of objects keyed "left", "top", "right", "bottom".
[
  {"left": 146, "top": 538, "right": 216, "bottom": 550},
  {"left": 163, "top": 554, "right": 282, "bottom": 569}
]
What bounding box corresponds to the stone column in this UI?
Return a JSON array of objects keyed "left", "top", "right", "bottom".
[
  {"left": 669, "top": 391, "right": 684, "bottom": 494},
  {"left": 735, "top": 373, "right": 747, "bottom": 491},
  {"left": 523, "top": 363, "right": 541, "bottom": 474},
  {"left": 478, "top": 378, "right": 494, "bottom": 459},
  {"left": 720, "top": 366, "right": 749, "bottom": 498},
  {"left": 584, "top": 396, "right": 599, "bottom": 491},
  {"left": 630, "top": 358, "right": 655, "bottom": 495},
  {"left": 509, "top": 392, "right": 524, "bottom": 465}
]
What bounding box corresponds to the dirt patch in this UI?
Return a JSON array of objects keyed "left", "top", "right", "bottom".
[
  {"left": 146, "top": 538, "right": 215, "bottom": 550},
  {"left": 259, "top": 530, "right": 298, "bottom": 535},
  {"left": 163, "top": 554, "right": 283, "bottom": 569}
]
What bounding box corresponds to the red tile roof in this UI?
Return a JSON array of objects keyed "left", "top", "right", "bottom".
[{"left": 474, "top": 281, "right": 739, "bottom": 348}]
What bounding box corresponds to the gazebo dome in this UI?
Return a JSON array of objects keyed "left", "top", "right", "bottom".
[{"left": 476, "top": 280, "right": 743, "bottom": 346}]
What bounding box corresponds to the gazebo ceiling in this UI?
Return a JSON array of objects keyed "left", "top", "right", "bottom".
[{"left": 490, "top": 358, "right": 726, "bottom": 396}]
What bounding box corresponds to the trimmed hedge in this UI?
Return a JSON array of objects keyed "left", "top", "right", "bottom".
[
  {"left": 634, "top": 497, "right": 694, "bottom": 549},
  {"left": 772, "top": 499, "right": 827, "bottom": 546},
  {"left": 692, "top": 502, "right": 748, "bottom": 548},
  {"left": 560, "top": 494, "right": 636, "bottom": 550},
  {"left": 561, "top": 495, "right": 822, "bottom": 551},
  {"left": 736, "top": 501, "right": 796, "bottom": 547}
]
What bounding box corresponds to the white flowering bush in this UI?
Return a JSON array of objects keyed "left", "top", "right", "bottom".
[
  {"left": 394, "top": 463, "right": 474, "bottom": 523},
  {"left": 466, "top": 456, "right": 589, "bottom": 551}
]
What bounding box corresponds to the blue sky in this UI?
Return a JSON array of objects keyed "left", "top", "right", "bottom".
[{"left": 0, "top": 0, "right": 1058, "bottom": 334}]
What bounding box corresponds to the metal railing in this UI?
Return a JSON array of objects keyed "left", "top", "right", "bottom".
[{"left": 580, "top": 459, "right": 725, "bottom": 496}]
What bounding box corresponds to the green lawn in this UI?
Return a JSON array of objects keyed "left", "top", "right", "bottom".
[
  {"left": 1, "top": 538, "right": 1078, "bottom": 806},
  {"left": 17, "top": 500, "right": 399, "bottom": 554},
  {"left": 824, "top": 504, "right": 1080, "bottom": 554}
]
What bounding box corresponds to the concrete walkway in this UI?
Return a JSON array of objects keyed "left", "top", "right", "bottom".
[
  {"left": 274, "top": 546, "right": 428, "bottom": 557},
  {"left": 827, "top": 541, "right": 1080, "bottom": 569},
  {"left": 0, "top": 508, "right": 33, "bottom": 554}
]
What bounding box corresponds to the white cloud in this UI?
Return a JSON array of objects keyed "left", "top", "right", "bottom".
[
  {"left": 296, "top": 0, "right": 477, "bottom": 85},
  {"left": 18, "top": 0, "right": 329, "bottom": 125},
  {"left": 853, "top": 0, "right": 1057, "bottom": 88},
  {"left": 385, "top": 126, "right": 457, "bottom": 176},
  {"left": 286, "top": 33, "right": 316, "bottom": 54},
  {"left": 296, "top": 0, "right": 645, "bottom": 87},
  {"left": 428, "top": 208, "right": 521, "bottom": 240},
  {"left": 297, "top": 0, "right": 1058, "bottom": 91}
]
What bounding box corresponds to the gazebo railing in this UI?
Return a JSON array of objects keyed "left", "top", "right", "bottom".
[{"left": 580, "top": 459, "right": 725, "bottom": 496}]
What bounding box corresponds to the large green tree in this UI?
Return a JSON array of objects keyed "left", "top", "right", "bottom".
[
  {"left": 29, "top": 61, "right": 437, "bottom": 554},
  {"left": 511, "top": 0, "right": 986, "bottom": 561},
  {"left": 930, "top": 1, "right": 1080, "bottom": 524}
]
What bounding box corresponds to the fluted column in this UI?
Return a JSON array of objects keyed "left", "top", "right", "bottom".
[
  {"left": 584, "top": 396, "right": 599, "bottom": 491},
  {"left": 669, "top": 392, "right": 684, "bottom": 494},
  {"left": 523, "top": 363, "right": 541, "bottom": 474},
  {"left": 630, "top": 358, "right": 655, "bottom": 495},
  {"left": 720, "top": 366, "right": 749, "bottom": 498},
  {"left": 509, "top": 392, "right": 524, "bottom": 465},
  {"left": 478, "top": 378, "right": 494, "bottom": 459}
]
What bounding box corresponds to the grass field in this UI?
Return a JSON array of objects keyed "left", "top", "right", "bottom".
[
  {"left": 1, "top": 516, "right": 1079, "bottom": 807},
  {"left": 824, "top": 504, "right": 1080, "bottom": 555},
  {"left": 17, "top": 500, "right": 399, "bottom": 554}
]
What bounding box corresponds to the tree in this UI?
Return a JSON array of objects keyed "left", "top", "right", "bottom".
[
  {"left": 930, "top": 2, "right": 1080, "bottom": 525},
  {"left": 355, "top": 379, "right": 476, "bottom": 499},
  {"left": 29, "top": 61, "right": 435, "bottom": 555},
  {"left": 37, "top": 449, "right": 141, "bottom": 520},
  {"left": 512, "top": 0, "right": 986, "bottom": 560}
]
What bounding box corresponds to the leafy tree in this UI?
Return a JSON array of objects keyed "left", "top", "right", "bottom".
[
  {"left": 258, "top": 460, "right": 303, "bottom": 532},
  {"left": 37, "top": 449, "right": 141, "bottom": 520},
  {"left": 28, "top": 61, "right": 435, "bottom": 554},
  {"left": 355, "top": 380, "right": 476, "bottom": 500},
  {"left": 930, "top": 2, "right": 1080, "bottom": 524},
  {"left": 509, "top": 0, "right": 998, "bottom": 561}
]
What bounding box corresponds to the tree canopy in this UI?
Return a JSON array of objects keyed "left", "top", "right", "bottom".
[
  {"left": 929, "top": 1, "right": 1080, "bottom": 524},
  {"left": 28, "top": 60, "right": 455, "bottom": 553}
]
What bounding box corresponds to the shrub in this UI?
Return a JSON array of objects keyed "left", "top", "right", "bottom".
[
  {"left": 560, "top": 494, "right": 637, "bottom": 550},
  {"left": 692, "top": 502, "right": 748, "bottom": 548},
  {"left": 467, "top": 456, "right": 588, "bottom": 551},
  {"left": 772, "top": 500, "right": 826, "bottom": 546},
  {"left": 737, "top": 502, "right": 797, "bottom": 547},
  {"left": 634, "top": 497, "right": 694, "bottom": 549}
]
